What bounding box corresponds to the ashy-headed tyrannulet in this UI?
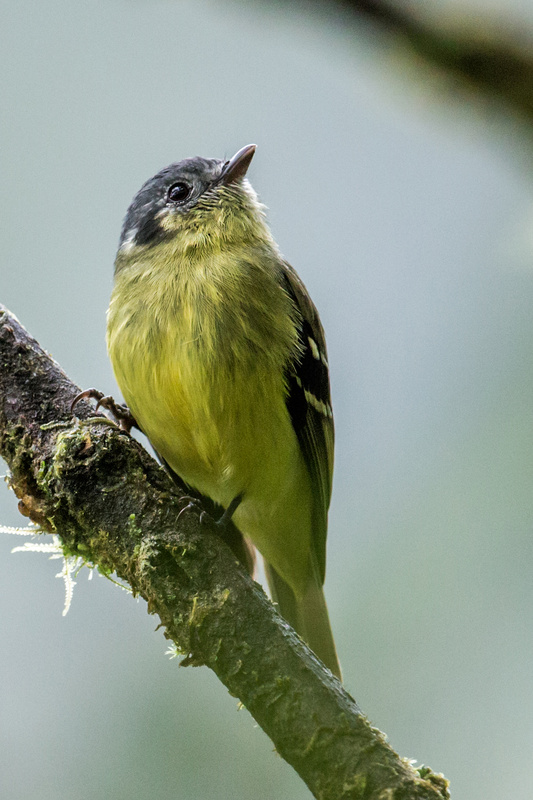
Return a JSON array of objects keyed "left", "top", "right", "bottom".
[{"left": 105, "top": 144, "right": 341, "bottom": 678}]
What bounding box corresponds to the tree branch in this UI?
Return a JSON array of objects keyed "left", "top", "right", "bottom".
[
  {"left": 332, "top": 0, "right": 533, "bottom": 124},
  {"left": 0, "top": 304, "right": 448, "bottom": 800}
]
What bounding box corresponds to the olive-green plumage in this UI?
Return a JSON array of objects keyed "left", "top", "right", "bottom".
[{"left": 106, "top": 145, "right": 340, "bottom": 678}]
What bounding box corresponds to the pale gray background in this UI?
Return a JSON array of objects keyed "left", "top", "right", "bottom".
[{"left": 1, "top": 1, "right": 533, "bottom": 798}]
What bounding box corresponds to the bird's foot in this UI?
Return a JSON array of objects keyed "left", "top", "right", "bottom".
[
  {"left": 71, "top": 388, "right": 138, "bottom": 434},
  {"left": 176, "top": 494, "right": 242, "bottom": 528},
  {"left": 177, "top": 495, "right": 207, "bottom": 523}
]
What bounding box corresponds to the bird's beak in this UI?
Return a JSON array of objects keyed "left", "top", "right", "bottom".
[{"left": 219, "top": 144, "right": 256, "bottom": 186}]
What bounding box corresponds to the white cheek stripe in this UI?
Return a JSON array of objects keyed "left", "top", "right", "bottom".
[{"left": 119, "top": 228, "right": 138, "bottom": 253}]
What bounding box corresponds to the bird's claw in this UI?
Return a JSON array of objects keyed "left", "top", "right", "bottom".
[
  {"left": 176, "top": 493, "right": 242, "bottom": 529},
  {"left": 177, "top": 496, "right": 208, "bottom": 523},
  {"left": 71, "top": 388, "right": 104, "bottom": 413},
  {"left": 71, "top": 388, "right": 138, "bottom": 433}
]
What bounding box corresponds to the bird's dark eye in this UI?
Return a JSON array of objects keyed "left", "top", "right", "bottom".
[{"left": 168, "top": 182, "right": 192, "bottom": 203}]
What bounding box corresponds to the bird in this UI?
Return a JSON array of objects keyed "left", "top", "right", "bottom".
[{"left": 100, "top": 144, "right": 340, "bottom": 678}]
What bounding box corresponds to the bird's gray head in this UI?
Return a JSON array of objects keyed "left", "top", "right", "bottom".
[{"left": 117, "top": 144, "right": 266, "bottom": 257}]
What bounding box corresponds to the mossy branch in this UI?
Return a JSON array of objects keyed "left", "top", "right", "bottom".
[{"left": 0, "top": 304, "right": 448, "bottom": 800}]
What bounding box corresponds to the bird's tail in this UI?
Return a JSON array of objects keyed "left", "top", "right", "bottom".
[{"left": 265, "top": 562, "right": 341, "bottom": 680}]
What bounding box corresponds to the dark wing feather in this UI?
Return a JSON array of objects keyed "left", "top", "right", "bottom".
[{"left": 281, "top": 261, "right": 334, "bottom": 584}]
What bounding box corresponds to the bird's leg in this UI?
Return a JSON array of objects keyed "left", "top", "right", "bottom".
[
  {"left": 176, "top": 492, "right": 253, "bottom": 573},
  {"left": 71, "top": 388, "right": 139, "bottom": 434},
  {"left": 178, "top": 492, "right": 243, "bottom": 528},
  {"left": 204, "top": 493, "right": 243, "bottom": 528}
]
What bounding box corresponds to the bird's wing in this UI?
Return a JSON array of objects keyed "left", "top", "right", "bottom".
[{"left": 281, "top": 261, "right": 334, "bottom": 584}]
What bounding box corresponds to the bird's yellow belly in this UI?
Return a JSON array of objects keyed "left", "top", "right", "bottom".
[
  {"left": 128, "top": 350, "right": 279, "bottom": 505},
  {"left": 112, "top": 342, "right": 313, "bottom": 595}
]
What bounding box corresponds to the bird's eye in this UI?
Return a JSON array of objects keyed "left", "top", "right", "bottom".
[{"left": 168, "top": 182, "right": 192, "bottom": 203}]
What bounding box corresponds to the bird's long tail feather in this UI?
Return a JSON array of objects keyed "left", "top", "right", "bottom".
[{"left": 265, "top": 562, "right": 341, "bottom": 679}]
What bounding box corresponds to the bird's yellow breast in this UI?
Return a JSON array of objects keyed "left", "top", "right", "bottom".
[{"left": 106, "top": 243, "right": 313, "bottom": 592}]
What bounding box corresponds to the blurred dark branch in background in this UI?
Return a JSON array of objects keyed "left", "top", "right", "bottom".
[
  {"left": 0, "top": 305, "right": 449, "bottom": 800},
  {"left": 335, "top": 0, "right": 533, "bottom": 123}
]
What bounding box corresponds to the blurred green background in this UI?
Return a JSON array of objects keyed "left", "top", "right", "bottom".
[{"left": 2, "top": 1, "right": 533, "bottom": 798}]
